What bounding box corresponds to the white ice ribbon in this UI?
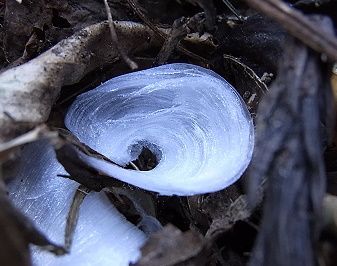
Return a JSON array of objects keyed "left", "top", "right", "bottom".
[
  {"left": 8, "top": 141, "right": 146, "bottom": 266},
  {"left": 66, "top": 63, "right": 254, "bottom": 195}
]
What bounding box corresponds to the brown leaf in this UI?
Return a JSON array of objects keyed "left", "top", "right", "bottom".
[{"left": 133, "top": 224, "right": 207, "bottom": 266}]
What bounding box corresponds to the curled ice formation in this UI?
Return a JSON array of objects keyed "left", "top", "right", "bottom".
[
  {"left": 66, "top": 63, "right": 254, "bottom": 195},
  {"left": 8, "top": 141, "right": 146, "bottom": 266}
]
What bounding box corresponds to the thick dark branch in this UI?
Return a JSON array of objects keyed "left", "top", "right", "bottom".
[{"left": 243, "top": 0, "right": 337, "bottom": 62}]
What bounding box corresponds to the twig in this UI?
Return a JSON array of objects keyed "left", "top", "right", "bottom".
[
  {"left": 154, "top": 17, "right": 190, "bottom": 65},
  {"left": 222, "top": 0, "right": 245, "bottom": 21},
  {"left": 190, "top": 0, "right": 216, "bottom": 29},
  {"left": 103, "top": 0, "right": 138, "bottom": 70},
  {"left": 243, "top": 0, "right": 337, "bottom": 62},
  {"left": 0, "top": 125, "right": 57, "bottom": 160},
  {"left": 64, "top": 185, "right": 91, "bottom": 251},
  {"left": 126, "top": 0, "right": 166, "bottom": 40},
  {"left": 126, "top": 0, "right": 209, "bottom": 64},
  {"left": 129, "top": 161, "right": 140, "bottom": 171}
]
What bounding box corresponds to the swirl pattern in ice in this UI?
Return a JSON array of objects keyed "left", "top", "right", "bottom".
[{"left": 65, "top": 63, "right": 254, "bottom": 195}]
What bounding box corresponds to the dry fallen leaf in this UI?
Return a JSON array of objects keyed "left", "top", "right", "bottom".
[{"left": 133, "top": 224, "right": 207, "bottom": 266}]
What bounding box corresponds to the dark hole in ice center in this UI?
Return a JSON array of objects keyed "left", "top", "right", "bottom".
[{"left": 126, "top": 141, "right": 162, "bottom": 171}]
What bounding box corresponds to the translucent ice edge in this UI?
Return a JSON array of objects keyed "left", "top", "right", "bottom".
[
  {"left": 65, "top": 63, "right": 254, "bottom": 195},
  {"left": 8, "top": 141, "right": 146, "bottom": 266}
]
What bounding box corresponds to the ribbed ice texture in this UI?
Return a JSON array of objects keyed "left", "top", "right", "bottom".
[
  {"left": 65, "top": 63, "right": 254, "bottom": 195},
  {"left": 8, "top": 141, "right": 146, "bottom": 266}
]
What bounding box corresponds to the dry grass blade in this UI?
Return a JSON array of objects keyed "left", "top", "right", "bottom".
[{"left": 64, "top": 185, "right": 91, "bottom": 251}]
